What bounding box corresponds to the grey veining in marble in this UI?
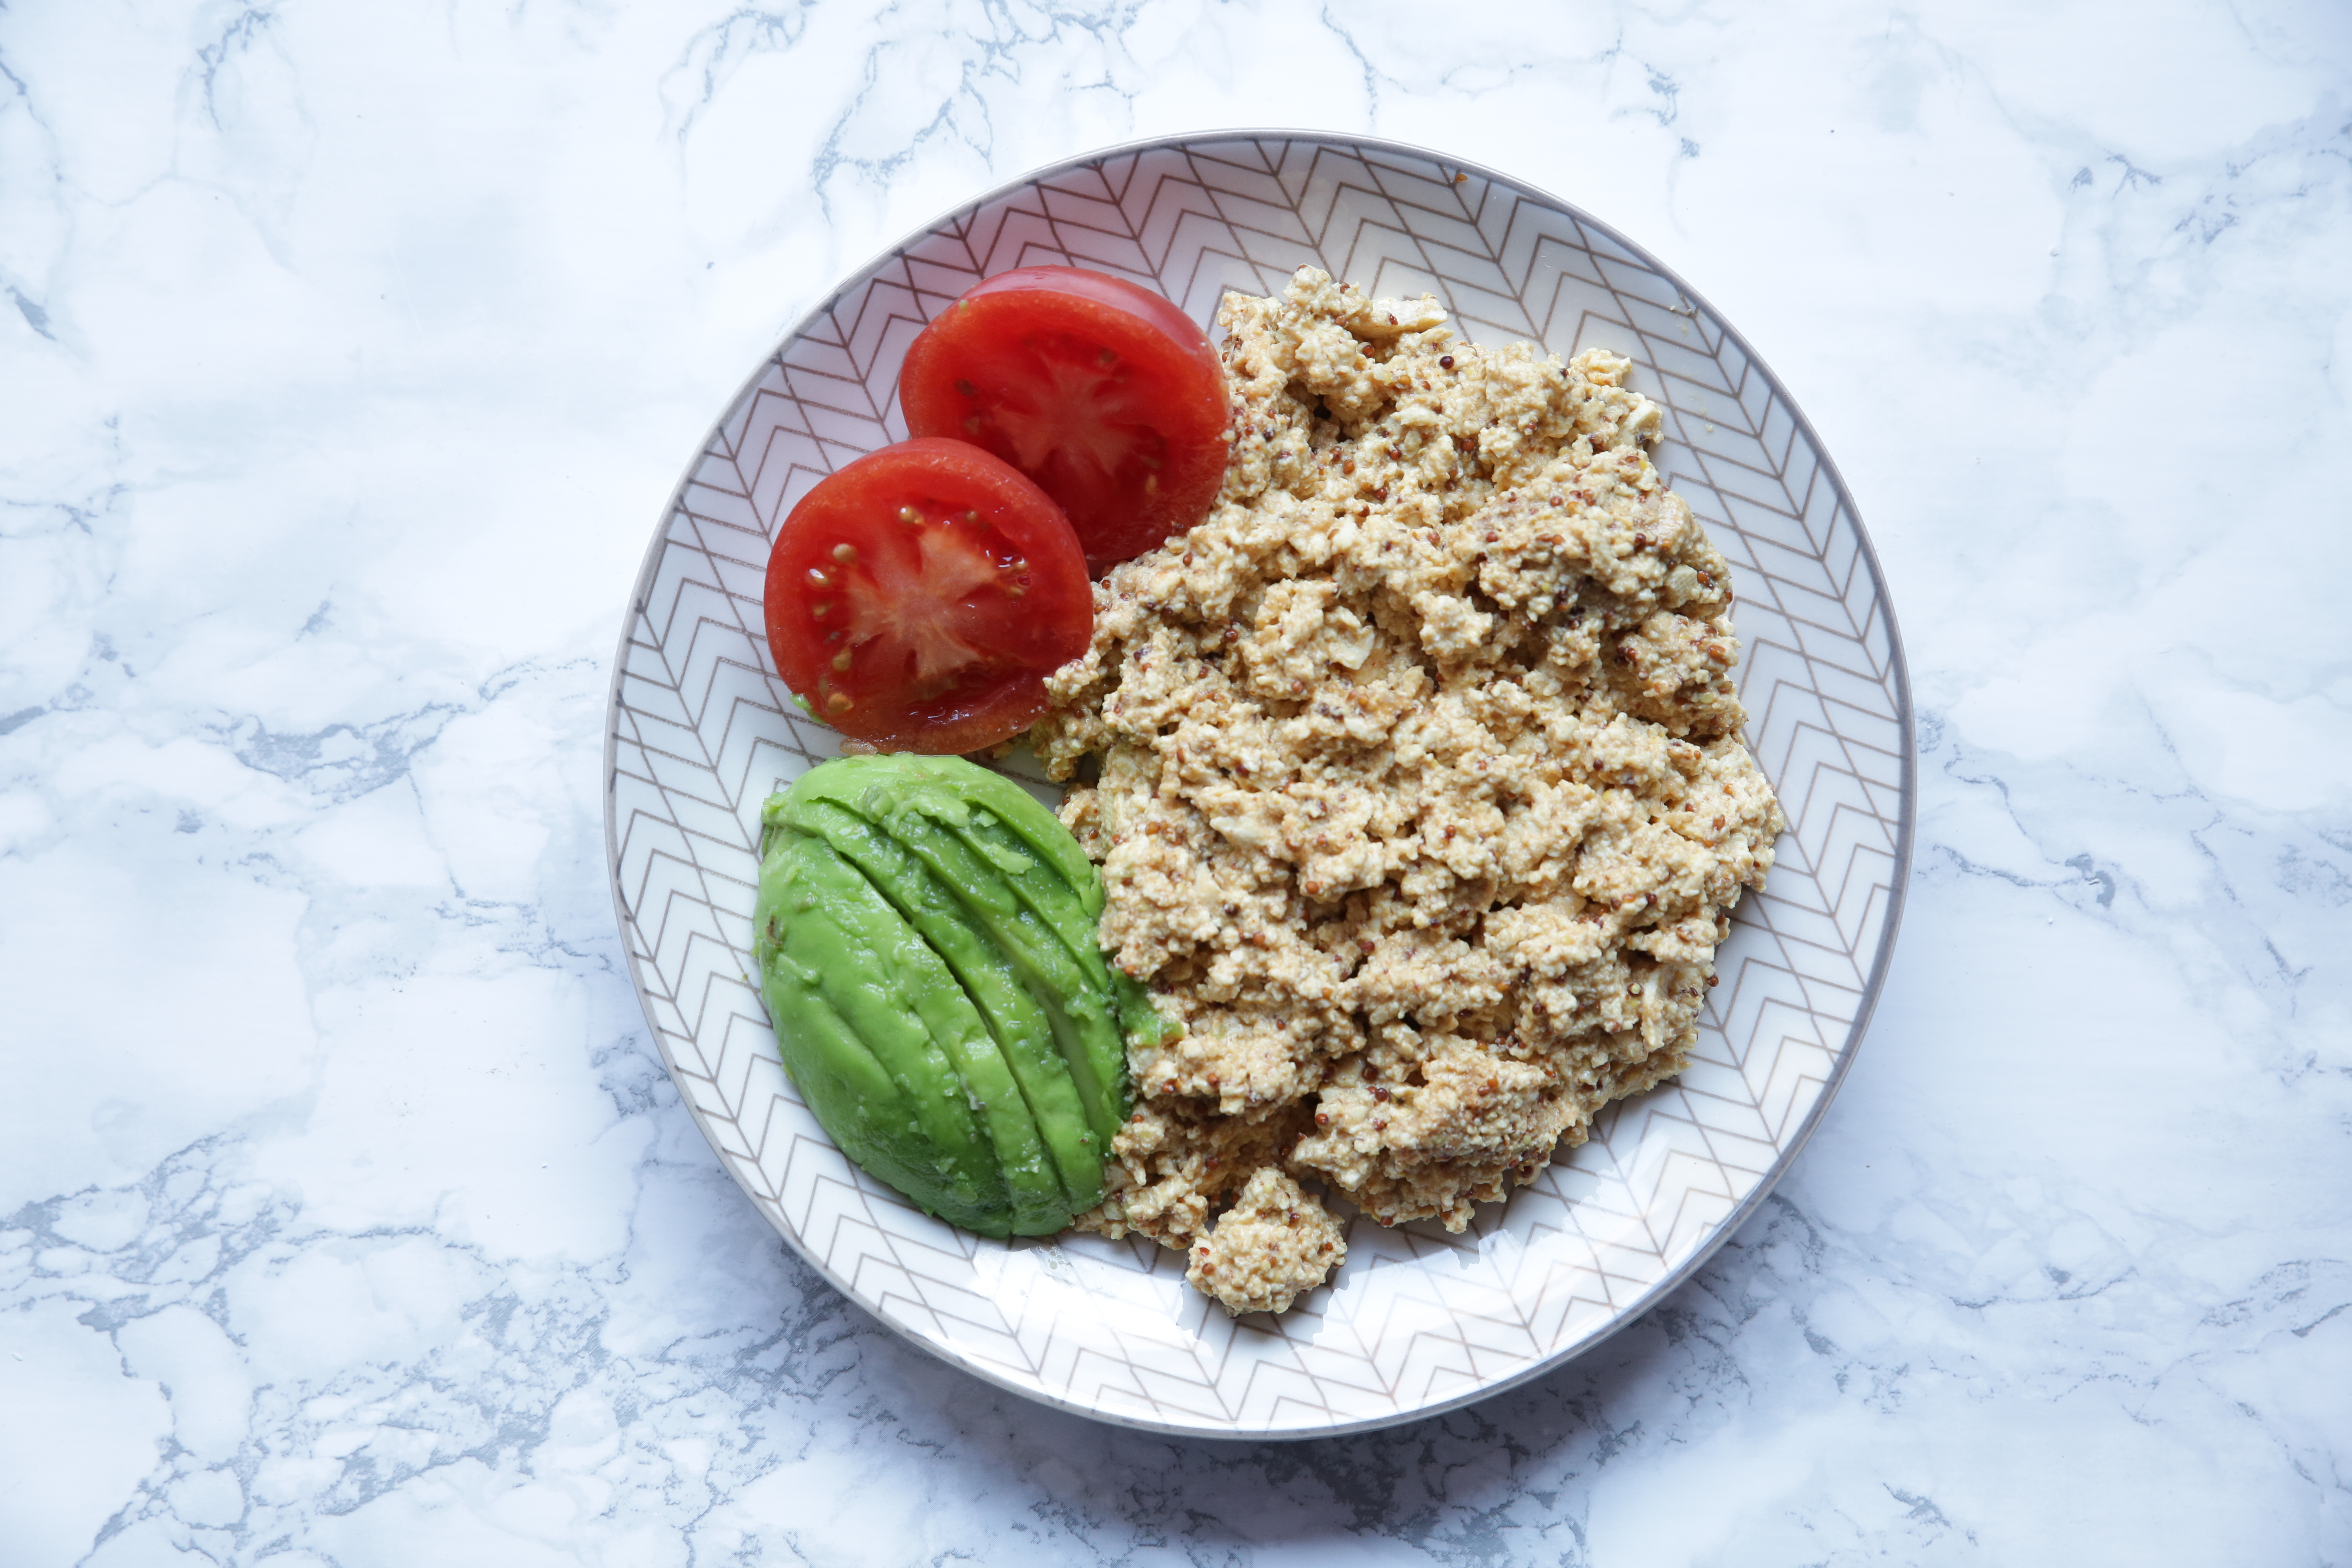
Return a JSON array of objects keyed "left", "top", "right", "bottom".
[{"left": 3, "top": 0, "right": 2348, "bottom": 1562}]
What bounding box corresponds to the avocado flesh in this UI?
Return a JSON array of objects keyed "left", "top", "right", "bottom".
[
  {"left": 765, "top": 826, "right": 1069, "bottom": 1235},
  {"left": 755, "top": 938, "right": 992, "bottom": 1231},
  {"left": 808, "top": 753, "right": 1105, "bottom": 922},
  {"left": 864, "top": 796, "right": 1129, "bottom": 1152},
  {"left": 774, "top": 795, "right": 1106, "bottom": 1213},
  {"left": 929, "top": 808, "right": 1172, "bottom": 1059},
  {"left": 784, "top": 761, "right": 1138, "bottom": 1145},
  {"left": 793, "top": 755, "right": 1167, "bottom": 1060},
  {"left": 934, "top": 808, "right": 1115, "bottom": 989},
  {"left": 753, "top": 754, "right": 1172, "bottom": 1235},
  {"left": 759, "top": 833, "right": 1011, "bottom": 1234}
]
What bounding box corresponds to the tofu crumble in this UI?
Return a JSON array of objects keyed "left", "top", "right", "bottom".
[{"left": 1031, "top": 267, "right": 1784, "bottom": 1317}]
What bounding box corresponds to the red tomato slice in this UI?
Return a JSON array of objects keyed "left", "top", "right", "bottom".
[
  {"left": 898, "top": 266, "right": 1229, "bottom": 572},
  {"left": 763, "top": 437, "right": 1092, "bottom": 754}
]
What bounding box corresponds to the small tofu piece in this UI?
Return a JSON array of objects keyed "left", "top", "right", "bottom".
[{"left": 1185, "top": 1167, "right": 1347, "bottom": 1316}]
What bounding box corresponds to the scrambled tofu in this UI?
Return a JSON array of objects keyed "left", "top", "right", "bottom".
[
  {"left": 1184, "top": 1167, "right": 1346, "bottom": 1316},
  {"left": 1033, "top": 267, "right": 1783, "bottom": 1316}
]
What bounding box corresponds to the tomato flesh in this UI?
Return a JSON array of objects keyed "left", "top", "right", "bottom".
[
  {"left": 763, "top": 438, "right": 1092, "bottom": 754},
  {"left": 899, "top": 266, "right": 1229, "bottom": 572}
]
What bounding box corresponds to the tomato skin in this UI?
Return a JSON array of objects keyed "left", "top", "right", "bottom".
[
  {"left": 763, "top": 438, "right": 1092, "bottom": 755},
  {"left": 899, "top": 266, "right": 1229, "bottom": 572}
]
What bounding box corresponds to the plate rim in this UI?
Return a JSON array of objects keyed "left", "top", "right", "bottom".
[{"left": 601, "top": 127, "right": 1917, "bottom": 1440}]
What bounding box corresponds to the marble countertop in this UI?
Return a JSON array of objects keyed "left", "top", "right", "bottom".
[{"left": 4, "top": 2, "right": 2348, "bottom": 1562}]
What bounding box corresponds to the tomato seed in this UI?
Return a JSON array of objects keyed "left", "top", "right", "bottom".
[
  {"left": 897, "top": 506, "right": 922, "bottom": 525},
  {"left": 832, "top": 543, "right": 858, "bottom": 564},
  {"left": 806, "top": 567, "right": 831, "bottom": 588},
  {"left": 826, "top": 693, "right": 853, "bottom": 714},
  {"left": 831, "top": 650, "right": 853, "bottom": 672},
  {"left": 811, "top": 601, "right": 831, "bottom": 619}
]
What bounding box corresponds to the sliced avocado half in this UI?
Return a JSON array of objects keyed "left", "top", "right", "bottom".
[
  {"left": 781, "top": 760, "right": 1135, "bottom": 1146},
  {"left": 752, "top": 754, "right": 1166, "bottom": 1236},
  {"left": 763, "top": 830, "right": 1071, "bottom": 1236},
  {"left": 775, "top": 796, "right": 1107, "bottom": 1214}
]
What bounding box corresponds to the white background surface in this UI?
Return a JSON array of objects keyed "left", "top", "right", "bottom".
[{"left": 2, "top": 2, "right": 2347, "bottom": 1563}]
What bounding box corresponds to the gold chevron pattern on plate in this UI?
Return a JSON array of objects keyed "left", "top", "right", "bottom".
[{"left": 602, "top": 133, "right": 1914, "bottom": 1438}]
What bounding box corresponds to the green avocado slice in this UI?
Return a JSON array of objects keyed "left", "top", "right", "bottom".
[
  {"left": 759, "top": 831, "right": 1009, "bottom": 1234},
  {"left": 860, "top": 796, "right": 1130, "bottom": 1151},
  {"left": 938, "top": 808, "right": 1115, "bottom": 987},
  {"left": 765, "top": 824, "right": 1068, "bottom": 1236},
  {"left": 931, "top": 806, "right": 1173, "bottom": 1058},
  {"left": 774, "top": 795, "right": 1105, "bottom": 1214},
  {"left": 784, "top": 763, "right": 1127, "bottom": 1147},
  {"left": 809, "top": 753, "right": 1105, "bottom": 921},
  {"left": 786, "top": 756, "right": 1165, "bottom": 1056},
  {"left": 754, "top": 930, "right": 992, "bottom": 1232}
]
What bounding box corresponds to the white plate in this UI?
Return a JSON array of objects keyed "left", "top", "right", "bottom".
[{"left": 603, "top": 131, "right": 1913, "bottom": 1439}]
